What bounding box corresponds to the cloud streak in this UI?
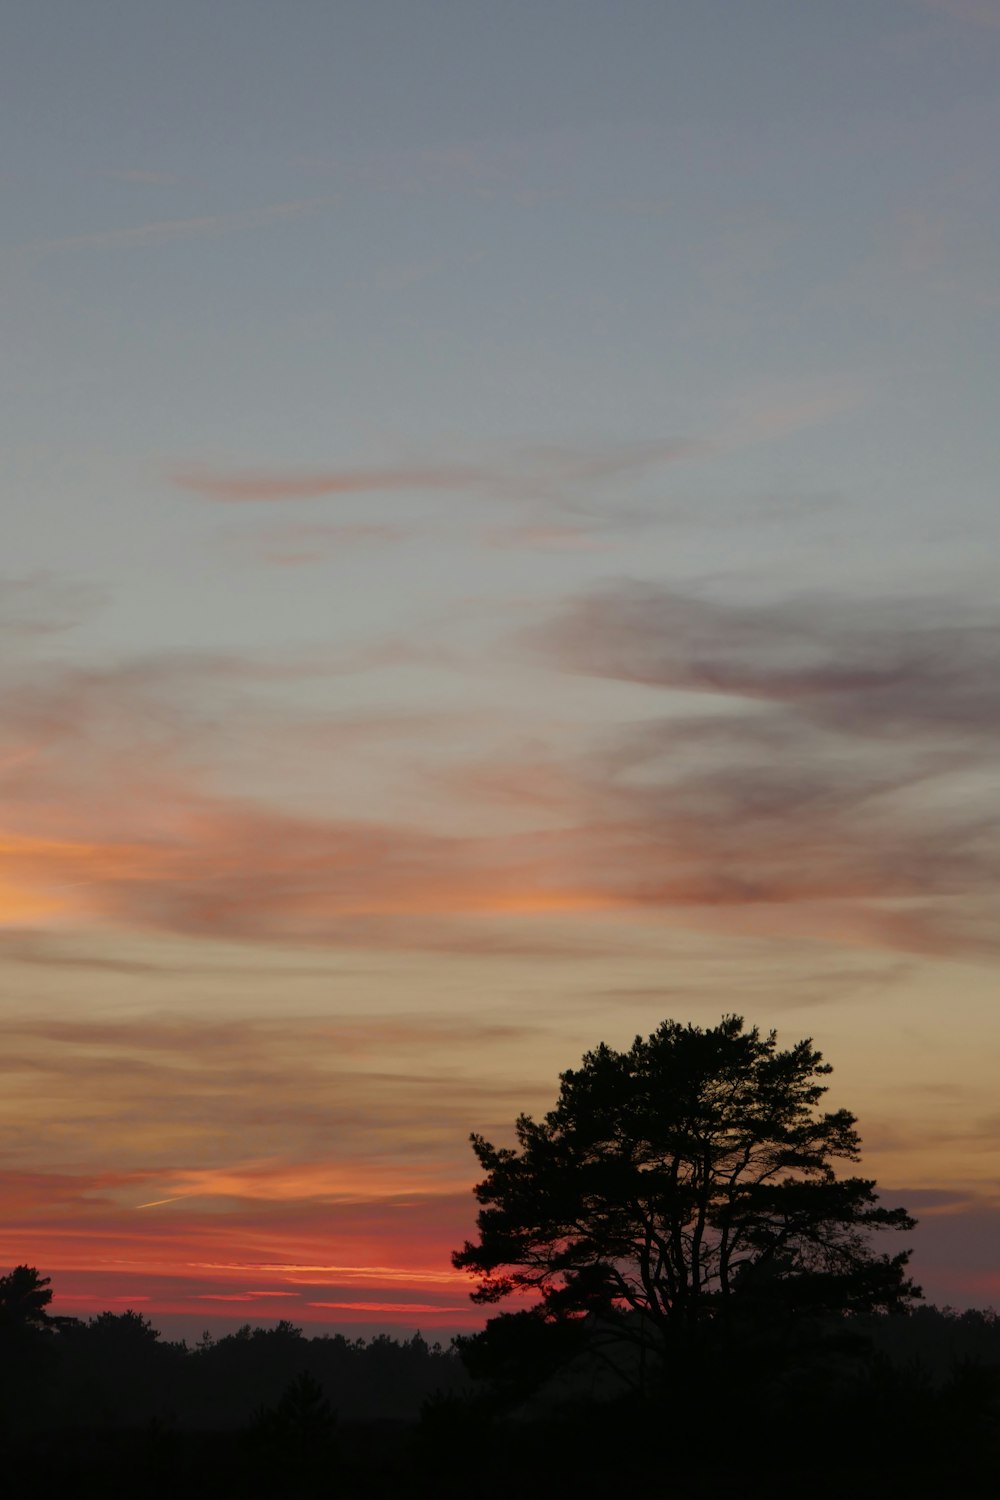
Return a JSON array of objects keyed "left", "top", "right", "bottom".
[
  {"left": 171, "top": 437, "right": 704, "bottom": 518},
  {"left": 173, "top": 463, "right": 487, "bottom": 503},
  {"left": 0, "top": 1176, "right": 486, "bottom": 1328},
  {"left": 28, "top": 198, "right": 331, "bottom": 254},
  {"left": 4, "top": 570, "right": 1000, "bottom": 975},
  {"left": 242, "top": 521, "right": 415, "bottom": 566},
  {"left": 516, "top": 581, "right": 1000, "bottom": 956},
  {"left": 918, "top": 0, "right": 1000, "bottom": 28},
  {"left": 530, "top": 582, "right": 1000, "bottom": 739},
  {"left": 3, "top": 576, "right": 999, "bottom": 959}
]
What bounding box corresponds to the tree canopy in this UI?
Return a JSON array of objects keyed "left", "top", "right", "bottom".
[
  {"left": 0, "top": 1264, "right": 75, "bottom": 1335},
  {"left": 454, "top": 1016, "right": 919, "bottom": 1385}
]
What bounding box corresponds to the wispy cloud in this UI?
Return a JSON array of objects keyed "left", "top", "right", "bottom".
[
  {"left": 0, "top": 1012, "right": 538, "bottom": 1228},
  {"left": 720, "top": 379, "right": 866, "bottom": 446},
  {"left": 0, "top": 1002, "right": 502, "bottom": 1318},
  {"left": 481, "top": 524, "right": 610, "bottom": 552},
  {"left": 171, "top": 437, "right": 702, "bottom": 515},
  {"left": 102, "top": 169, "right": 181, "bottom": 186},
  {"left": 0, "top": 661, "right": 629, "bottom": 955},
  {"left": 3, "top": 574, "right": 998, "bottom": 959},
  {"left": 244, "top": 521, "right": 414, "bottom": 565},
  {"left": 28, "top": 198, "right": 330, "bottom": 254},
  {"left": 516, "top": 581, "right": 1000, "bottom": 956},
  {"left": 530, "top": 582, "right": 1000, "bottom": 738},
  {"left": 173, "top": 462, "right": 485, "bottom": 503},
  {"left": 0, "top": 928, "right": 358, "bottom": 979},
  {"left": 307, "top": 1300, "right": 470, "bottom": 1314},
  {"left": 174, "top": 397, "right": 862, "bottom": 553},
  {"left": 918, "top": 0, "right": 1000, "bottom": 27},
  {"left": 0, "top": 575, "right": 102, "bottom": 646},
  {"left": 0, "top": 1175, "right": 486, "bottom": 1327}
]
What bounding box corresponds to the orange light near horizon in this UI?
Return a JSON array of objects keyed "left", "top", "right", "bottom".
[
  {"left": 0, "top": 879, "right": 68, "bottom": 923},
  {"left": 308, "top": 1301, "right": 471, "bottom": 1314},
  {"left": 126, "top": 1160, "right": 472, "bottom": 1206},
  {"left": 0, "top": 1173, "right": 483, "bottom": 1332},
  {"left": 194, "top": 1262, "right": 467, "bottom": 1284}
]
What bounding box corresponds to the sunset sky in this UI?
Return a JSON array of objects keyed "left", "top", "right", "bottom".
[{"left": 3, "top": 0, "right": 1000, "bottom": 1341}]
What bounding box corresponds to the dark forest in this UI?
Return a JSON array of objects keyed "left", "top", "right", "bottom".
[{"left": 3, "top": 1273, "right": 1000, "bottom": 1498}]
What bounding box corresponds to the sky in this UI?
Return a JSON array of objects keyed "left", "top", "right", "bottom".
[{"left": 2, "top": 0, "right": 1000, "bottom": 1341}]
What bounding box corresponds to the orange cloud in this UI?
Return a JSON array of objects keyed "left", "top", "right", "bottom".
[
  {"left": 307, "top": 1301, "right": 471, "bottom": 1314},
  {"left": 0, "top": 878, "right": 67, "bottom": 923},
  {"left": 3, "top": 1021, "right": 997, "bottom": 1327},
  {"left": 199, "top": 1262, "right": 465, "bottom": 1286},
  {"left": 0, "top": 1170, "right": 487, "bottom": 1328},
  {"left": 13, "top": 1191, "right": 997, "bottom": 1327},
  {"left": 3, "top": 575, "right": 999, "bottom": 966},
  {"left": 0, "top": 818, "right": 592, "bottom": 934},
  {"left": 0, "top": 1014, "right": 535, "bottom": 1233},
  {"left": 124, "top": 1158, "right": 473, "bottom": 1206}
]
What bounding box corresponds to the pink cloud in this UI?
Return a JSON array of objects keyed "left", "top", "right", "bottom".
[
  {"left": 482, "top": 524, "right": 609, "bottom": 552},
  {"left": 3, "top": 576, "right": 998, "bottom": 963},
  {"left": 171, "top": 437, "right": 705, "bottom": 520},
  {"left": 172, "top": 464, "right": 484, "bottom": 502},
  {"left": 0, "top": 1172, "right": 488, "bottom": 1329},
  {"left": 721, "top": 380, "right": 865, "bottom": 446},
  {"left": 307, "top": 1301, "right": 471, "bottom": 1315}
]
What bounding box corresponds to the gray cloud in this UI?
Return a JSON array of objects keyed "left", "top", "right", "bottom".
[
  {"left": 531, "top": 582, "right": 1000, "bottom": 739},
  {"left": 514, "top": 580, "right": 1000, "bottom": 955}
]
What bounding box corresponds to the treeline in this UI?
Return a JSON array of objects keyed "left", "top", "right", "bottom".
[
  {"left": 1, "top": 1305, "right": 467, "bottom": 1433},
  {"left": 866, "top": 1302, "right": 1000, "bottom": 1380},
  {"left": 3, "top": 1270, "right": 1000, "bottom": 1496}
]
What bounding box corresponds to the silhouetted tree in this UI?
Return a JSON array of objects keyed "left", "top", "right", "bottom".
[
  {"left": 0, "top": 1265, "right": 75, "bottom": 1333},
  {"left": 454, "top": 1016, "right": 920, "bottom": 1395},
  {"left": 0, "top": 1266, "right": 79, "bottom": 1438},
  {"left": 57, "top": 1308, "right": 188, "bottom": 1428}
]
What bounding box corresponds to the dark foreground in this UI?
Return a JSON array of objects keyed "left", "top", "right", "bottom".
[
  {"left": 4, "top": 1305, "right": 1000, "bottom": 1497},
  {"left": 6, "top": 1392, "right": 1000, "bottom": 1500}
]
